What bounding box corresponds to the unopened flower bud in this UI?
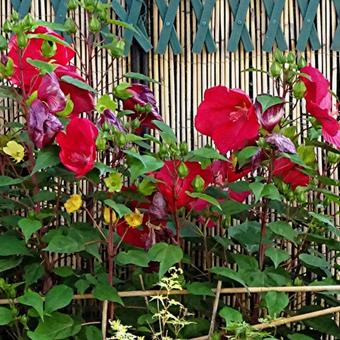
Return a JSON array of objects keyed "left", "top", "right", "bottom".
[
  {"left": 3, "top": 20, "right": 12, "bottom": 33},
  {"left": 328, "top": 151, "right": 340, "bottom": 164},
  {"left": 287, "top": 52, "right": 295, "bottom": 64},
  {"left": 64, "top": 18, "right": 77, "bottom": 34},
  {"left": 273, "top": 50, "right": 286, "bottom": 64},
  {"left": 270, "top": 62, "right": 282, "bottom": 78},
  {"left": 11, "top": 11, "right": 19, "bottom": 22},
  {"left": 117, "top": 133, "right": 126, "bottom": 147},
  {"left": 89, "top": 16, "right": 101, "bottom": 33},
  {"left": 67, "top": 0, "right": 78, "bottom": 10},
  {"left": 41, "top": 40, "right": 57, "bottom": 58},
  {"left": 293, "top": 81, "right": 307, "bottom": 100},
  {"left": 96, "top": 136, "right": 106, "bottom": 151},
  {"left": 192, "top": 175, "right": 205, "bottom": 192},
  {"left": 178, "top": 162, "right": 189, "bottom": 178},
  {"left": 22, "top": 14, "right": 34, "bottom": 30},
  {"left": 0, "top": 36, "right": 7, "bottom": 51},
  {"left": 4, "top": 58, "right": 13, "bottom": 77},
  {"left": 297, "top": 56, "right": 307, "bottom": 69},
  {"left": 179, "top": 142, "right": 188, "bottom": 156},
  {"left": 17, "top": 33, "right": 28, "bottom": 49}
]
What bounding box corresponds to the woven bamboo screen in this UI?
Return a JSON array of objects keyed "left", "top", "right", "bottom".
[{"left": 0, "top": 0, "right": 339, "bottom": 336}]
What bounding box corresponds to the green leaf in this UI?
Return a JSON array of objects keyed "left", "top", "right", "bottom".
[
  {"left": 44, "top": 235, "right": 85, "bottom": 254},
  {"left": 18, "top": 290, "right": 44, "bottom": 320},
  {"left": 35, "top": 20, "right": 70, "bottom": 32},
  {"left": 220, "top": 200, "right": 250, "bottom": 216},
  {"left": 18, "top": 218, "right": 42, "bottom": 242},
  {"left": 256, "top": 95, "right": 283, "bottom": 112},
  {"left": 219, "top": 306, "right": 243, "bottom": 325},
  {"left": 265, "top": 248, "right": 290, "bottom": 269},
  {"left": 262, "top": 184, "right": 281, "bottom": 201},
  {"left": 28, "top": 312, "right": 81, "bottom": 340},
  {"left": 0, "top": 86, "right": 18, "bottom": 99},
  {"left": 152, "top": 120, "right": 177, "bottom": 143},
  {"left": 0, "top": 257, "right": 23, "bottom": 273},
  {"left": 228, "top": 221, "right": 262, "bottom": 253},
  {"left": 297, "top": 145, "right": 315, "bottom": 165},
  {"left": 24, "top": 263, "right": 44, "bottom": 286},
  {"left": 92, "top": 282, "right": 124, "bottom": 305},
  {"left": 299, "top": 254, "right": 330, "bottom": 271},
  {"left": 45, "top": 285, "right": 73, "bottom": 314},
  {"left": 26, "top": 58, "right": 57, "bottom": 74},
  {"left": 309, "top": 212, "right": 340, "bottom": 237},
  {"left": 32, "top": 146, "right": 60, "bottom": 174},
  {"left": 104, "top": 199, "right": 131, "bottom": 218},
  {"left": 249, "top": 182, "right": 265, "bottom": 202},
  {"left": 53, "top": 266, "right": 75, "bottom": 278},
  {"left": 116, "top": 249, "right": 149, "bottom": 267},
  {"left": 186, "top": 282, "right": 214, "bottom": 296},
  {"left": 0, "top": 175, "right": 25, "bottom": 187},
  {"left": 28, "top": 33, "right": 72, "bottom": 48},
  {"left": 124, "top": 72, "right": 160, "bottom": 83},
  {"left": 264, "top": 291, "right": 289, "bottom": 316},
  {"left": 0, "top": 234, "right": 30, "bottom": 256},
  {"left": 125, "top": 152, "right": 164, "bottom": 182},
  {"left": 186, "top": 192, "right": 221, "bottom": 210},
  {"left": 237, "top": 146, "right": 259, "bottom": 167},
  {"left": 60, "top": 75, "right": 96, "bottom": 93},
  {"left": 268, "top": 221, "right": 298, "bottom": 244},
  {"left": 0, "top": 307, "right": 14, "bottom": 325},
  {"left": 148, "top": 243, "right": 183, "bottom": 278},
  {"left": 188, "top": 147, "right": 227, "bottom": 161},
  {"left": 210, "top": 267, "right": 247, "bottom": 287}
]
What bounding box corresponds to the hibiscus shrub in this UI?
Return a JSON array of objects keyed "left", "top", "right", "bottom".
[{"left": 0, "top": 8, "right": 339, "bottom": 340}]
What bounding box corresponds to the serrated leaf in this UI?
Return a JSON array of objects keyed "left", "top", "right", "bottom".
[
  {"left": 92, "top": 283, "right": 124, "bottom": 305},
  {"left": 24, "top": 263, "right": 44, "bottom": 286},
  {"left": 210, "top": 267, "right": 247, "bottom": 287},
  {"left": 152, "top": 120, "right": 177, "bottom": 143},
  {"left": 299, "top": 254, "right": 330, "bottom": 271},
  {"left": 265, "top": 247, "right": 290, "bottom": 268},
  {"left": 148, "top": 243, "right": 183, "bottom": 278},
  {"left": 262, "top": 184, "right": 281, "bottom": 201},
  {"left": 124, "top": 72, "right": 160, "bottom": 83},
  {"left": 268, "top": 221, "right": 298, "bottom": 244},
  {"left": 104, "top": 199, "right": 131, "bottom": 218},
  {"left": 186, "top": 192, "right": 221, "bottom": 209},
  {"left": 28, "top": 33, "right": 72, "bottom": 48},
  {"left": 237, "top": 146, "right": 259, "bottom": 167},
  {"left": 188, "top": 147, "right": 227, "bottom": 161},
  {"left": 45, "top": 285, "right": 74, "bottom": 314},
  {"left": 219, "top": 306, "right": 243, "bottom": 325},
  {"left": 26, "top": 58, "right": 57, "bottom": 74},
  {"left": 0, "top": 175, "right": 26, "bottom": 187},
  {"left": 18, "top": 218, "right": 42, "bottom": 242},
  {"left": 44, "top": 235, "right": 84, "bottom": 254},
  {"left": 116, "top": 249, "right": 149, "bottom": 267},
  {"left": 249, "top": 182, "right": 265, "bottom": 202},
  {"left": 61, "top": 75, "right": 96, "bottom": 93},
  {"left": 256, "top": 95, "right": 283, "bottom": 112},
  {"left": 32, "top": 146, "right": 60, "bottom": 174}
]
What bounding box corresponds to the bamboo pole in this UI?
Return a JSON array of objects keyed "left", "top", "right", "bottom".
[
  {"left": 253, "top": 306, "right": 340, "bottom": 330},
  {"left": 0, "top": 285, "right": 339, "bottom": 305}
]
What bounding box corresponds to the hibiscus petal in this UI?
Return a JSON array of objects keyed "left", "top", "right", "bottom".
[{"left": 322, "top": 128, "right": 340, "bottom": 149}]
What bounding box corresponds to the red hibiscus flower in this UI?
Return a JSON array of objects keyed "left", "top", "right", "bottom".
[
  {"left": 122, "top": 83, "right": 162, "bottom": 132},
  {"left": 195, "top": 86, "right": 260, "bottom": 153},
  {"left": 55, "top": 65, "right": 95, "bottom": 117},
  {"left": 56, "top": 118, "right": 98, "bottom": 177},
  {"left": 300, "top": 66, "right": 340, "bottom": 148},
  {"left": 273, "top": 157, "right": 310, "bottom": 190},
  {"left": 154, "top": 160, "right": 213, "bottom": 212},
  {"left": 8, "top": 26, "right": 74, "bottom": 90}
]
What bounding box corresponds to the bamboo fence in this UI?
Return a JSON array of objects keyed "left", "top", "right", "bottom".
[{"left": 0, "top": 0, "right": 339, "bottom": 338}]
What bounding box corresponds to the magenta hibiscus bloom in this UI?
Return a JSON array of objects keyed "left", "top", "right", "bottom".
[
  {"left": 54, "top": 65, "right": 95, "bottom": 117},
  {"left": 8, "top": 26, "right": 74, "bottom": 90},
  {"left": 56, "top": 118, "right": 98, "bottom": 177},
  {"left": 301, "top": 66, "right": 340, "bottom": 148},
  {"left": 195, "top": 86, "right": 260, "bottom": 153},
  {"left": 273, "top": 157, "right": 310, "bottom": 190}
]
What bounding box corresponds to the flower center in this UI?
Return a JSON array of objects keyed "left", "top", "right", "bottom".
[{"left": 228, "top": 103, "right": 249, "bottom": 122}]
